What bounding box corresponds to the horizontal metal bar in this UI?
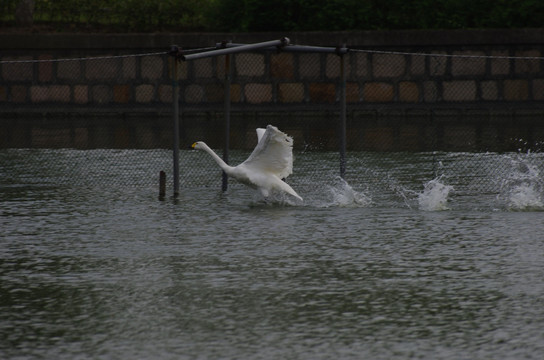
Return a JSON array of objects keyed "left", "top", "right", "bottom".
[
  {"left": 181, "top": 38, "right": 290, "bottom": 61},
  {"left": 216, "top": 42, "right": 349, "bottom": 55}
]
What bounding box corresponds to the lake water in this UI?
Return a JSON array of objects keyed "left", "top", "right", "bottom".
[{"left": 1, "top": 149, "right": 544, "bottom": 359}]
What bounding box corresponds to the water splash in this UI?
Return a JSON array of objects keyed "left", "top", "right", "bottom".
[
  {"left": 324, "top": 177, "right": 372, "bottom": 207},
  {"left": 499, "top": 156, "right": 544, "bottom": 211},
  {"left": 385, "top": 174, "right": 415, "bottom": 209},
  {"left": 507, "top": 185, "right": 543, "bottom": 210},
  {"left": 417, "top": 176, "right": 454, "bottom": 211},
  {"left": 251, "top": 190, "right": 302, "bottom": 206}
]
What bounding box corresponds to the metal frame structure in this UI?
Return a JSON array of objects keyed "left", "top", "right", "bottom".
[{"left": 168, "top": 38, "right": 349, "bottom": 196}]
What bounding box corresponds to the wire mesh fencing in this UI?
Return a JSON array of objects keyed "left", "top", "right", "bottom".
[
  {"left": 1, "top": 52, "right": 175, "bottom": 189},
  {"left": 339, "top": 48, "right": 544, "bottom": 202},
  {"left": 1, "top": 40, "right": 543, "bottom": 206}
]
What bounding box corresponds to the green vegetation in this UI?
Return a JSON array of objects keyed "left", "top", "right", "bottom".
[
  {"left": 1, "top": 0, "right": 213, "bottom": 32},
  {"left": 2, "top": 0, "right": 543, "bottom": 32}
]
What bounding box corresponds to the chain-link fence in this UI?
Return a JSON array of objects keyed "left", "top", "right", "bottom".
[
  {"left": 1, "top": 39, "right": 543, "bottom": 205},
  {"left": 1, "top": 52, "right": 173, "bottom": 189}
]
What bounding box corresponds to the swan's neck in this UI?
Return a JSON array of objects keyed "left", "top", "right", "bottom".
[{"left": 199, "top": 143, "right": 233, "bottom": 173}]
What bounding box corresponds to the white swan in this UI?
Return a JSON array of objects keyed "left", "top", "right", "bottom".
[{"left": 192, "top": 125, "right": 303, "bottom": 201}]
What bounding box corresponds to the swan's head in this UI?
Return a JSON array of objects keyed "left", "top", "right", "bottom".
[{"left": 192, "top": 141, "right": 204, "bottom": 150}]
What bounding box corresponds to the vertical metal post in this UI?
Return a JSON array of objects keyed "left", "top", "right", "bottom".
[
  {"left": 222, "top": 53, "right": 231, "bottom": 192},
  {"left": 159, "top": 170, "right": 166, "bottom": 199},
  {"left": 339, "top": 52, "right": 347, "bottom": 179},
  {"left": 172, "top": 56, "right": 180, "bottom": 197}
]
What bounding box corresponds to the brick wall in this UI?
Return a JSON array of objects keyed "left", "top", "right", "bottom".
[{"left": 1, "top": 30, "right": 543, "bottom": 108}]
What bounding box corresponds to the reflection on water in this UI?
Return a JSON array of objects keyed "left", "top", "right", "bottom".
[{"left": 1, "top": 149, "right": 544, "bottom": 359}]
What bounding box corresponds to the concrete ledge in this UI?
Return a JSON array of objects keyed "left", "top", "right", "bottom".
[{"left": 1, "top": 29, "right": 544, "bottom": 50}]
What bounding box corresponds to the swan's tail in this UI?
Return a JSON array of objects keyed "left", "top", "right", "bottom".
[{"left": 277, "top": 180, "right": 303, "bottom": 202}]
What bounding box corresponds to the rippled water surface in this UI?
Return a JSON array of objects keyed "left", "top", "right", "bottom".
[{"left": 1, "top": 149, "right": 544, "bottom": 359}]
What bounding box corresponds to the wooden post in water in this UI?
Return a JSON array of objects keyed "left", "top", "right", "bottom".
[{"left": 159, "top": 170, "right": 166, "bottom": 199}]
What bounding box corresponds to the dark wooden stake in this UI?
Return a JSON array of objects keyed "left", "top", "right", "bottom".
[{"left": 159, "top": 170, "right": 166, "bottom": 199}]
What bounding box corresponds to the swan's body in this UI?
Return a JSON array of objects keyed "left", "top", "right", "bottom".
[{"left": 192, "top": 125, "right": 302, "bottom": 201}]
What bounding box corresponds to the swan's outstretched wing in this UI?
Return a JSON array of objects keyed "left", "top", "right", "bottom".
[{"left": 243, "top": 125, "right": 294, "bottom": 179}]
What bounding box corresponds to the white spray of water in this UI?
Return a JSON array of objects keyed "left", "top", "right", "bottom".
[
  {"left": 250, "top": 177, "right": 372, "bottom": 208},
  {"left": 499, "top": 156, "right": 544, "bottom": 211},
  {"left": 508, "top": 185, "right": 543, "bottom": 210},
  {"left": 324, "top": 177, "right": 372, "bottom": 207},
  {"left": 417, "top": 176, "right": 454, "bottom": 211}
]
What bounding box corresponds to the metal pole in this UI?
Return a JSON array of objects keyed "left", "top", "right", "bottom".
[
  {"left": 171, "top": 55, "right": 180, "bottom": 197},
  {"left": 339, "top": 52, "right": 347, "bottom": 179},
  {"left": 217, "top": 42, "right": 349, "bottom": 55},
  {"left": 222, "top": 54, "right": 231, "bottom": 192},
  {"left": 182, "top": 38, "right": 290, "bottom": 61}
]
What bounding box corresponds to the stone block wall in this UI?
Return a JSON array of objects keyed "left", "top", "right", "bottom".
[
  {"left": 1, "top": 30, "right": 544, "bottom": 149},
  {"left": 1, "top": 36, "right": 543, "bottom": 109},
  {"left": 0, "top": 54, "right": 172, "bottom": 107},
  {"left": 181, "top": 48, "right": 543, "bottom": 106}
]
